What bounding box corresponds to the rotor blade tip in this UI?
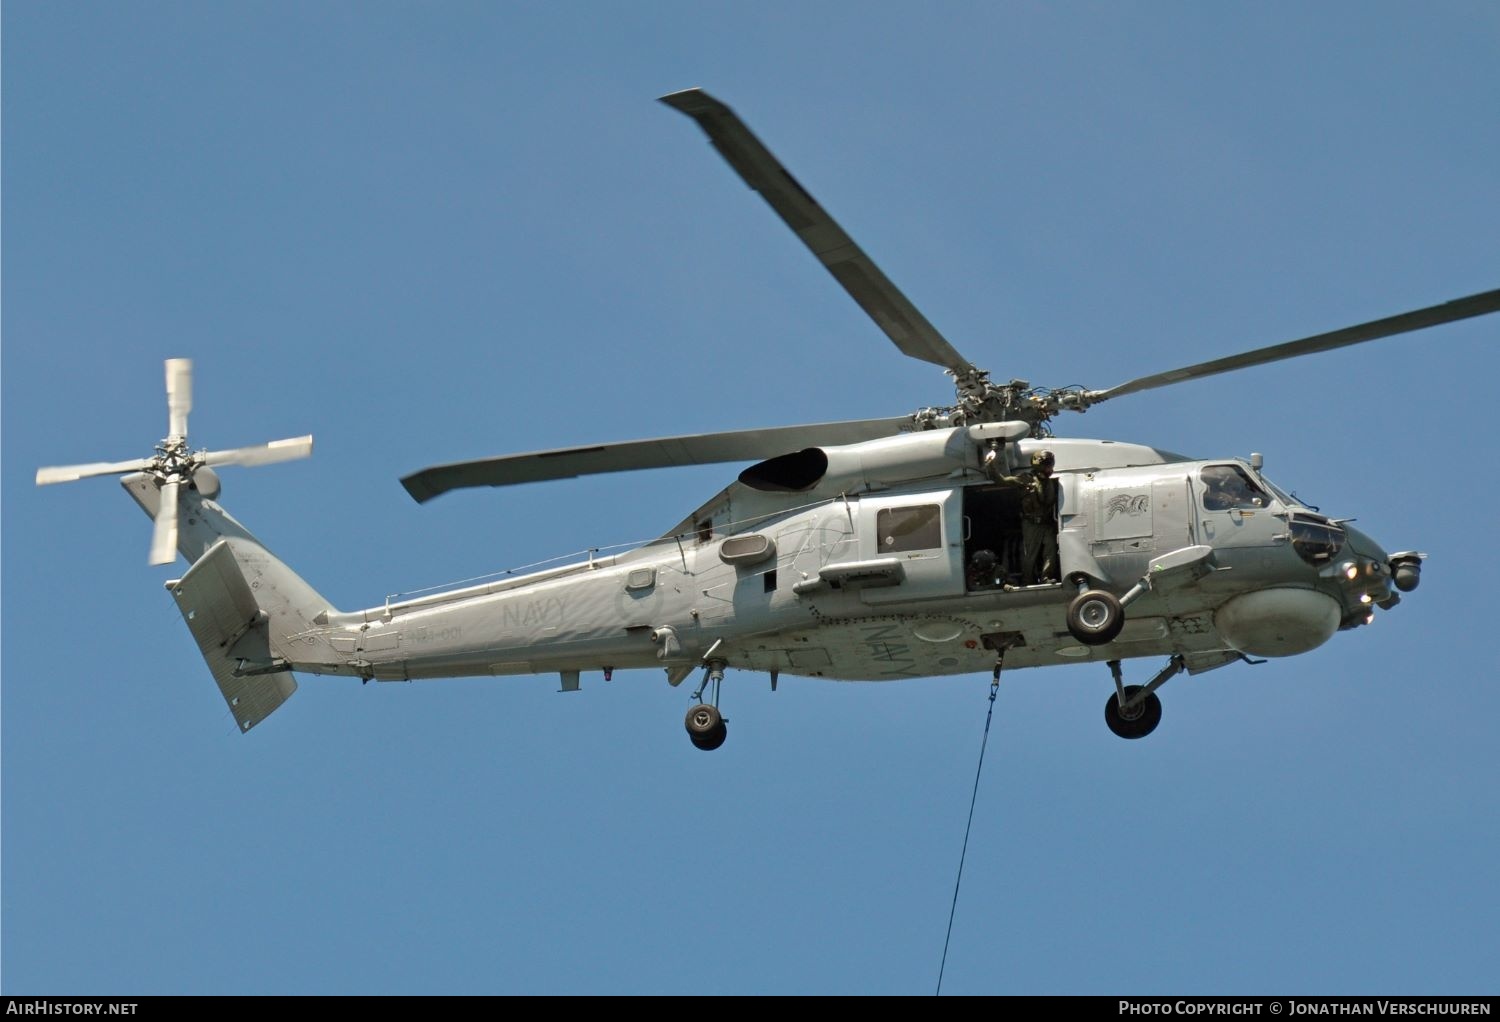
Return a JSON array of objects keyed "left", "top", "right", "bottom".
[{"left": 400, "top": 473, "right": 439, "bottom": 504}]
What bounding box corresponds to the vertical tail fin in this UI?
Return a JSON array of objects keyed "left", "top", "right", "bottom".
[
  {"left": 170, "top": 541, "right": 302, "bottom": 732},
  {"left": 136, "top": 481, "right": 339, "bottom": 733}
]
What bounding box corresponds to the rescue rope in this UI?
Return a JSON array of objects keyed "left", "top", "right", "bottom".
[{"left": 935, "top": 656, "right": 1003, "bottom": 996}]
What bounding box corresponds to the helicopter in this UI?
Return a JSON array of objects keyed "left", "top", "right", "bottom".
[{"left": 36, "top": 89, "right": 1500, "bottom": 750}]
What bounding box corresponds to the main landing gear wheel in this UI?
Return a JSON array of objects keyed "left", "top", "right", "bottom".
[
  {"left": 1105, "top": 684, "right": 1162, "bottom": 740},
  {"left": 685, "top": 703, "right": 728, "bottom": 751},
  {"left": 1067, "top": 589, "right": 1125, "bottom": 645}
]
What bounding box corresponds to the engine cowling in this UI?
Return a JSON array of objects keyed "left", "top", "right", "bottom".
[{"left": 737, "top": 422, "right": 1029, "bottom": 494}]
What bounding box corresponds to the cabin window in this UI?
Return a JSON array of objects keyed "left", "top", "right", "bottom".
[
  {"left": 876, "top": 504, "right": 942, "bottom": 553},
  {"left": 719, "top": 533, "right": 775, "bottom": 566},
  {"left": 1200, "top": 465, "right": 1271, "bottom": 511}
]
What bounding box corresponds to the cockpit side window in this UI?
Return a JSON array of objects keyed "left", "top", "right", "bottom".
[{"left": 1200, "top": 465, "right": 1272, "bottom": 511}]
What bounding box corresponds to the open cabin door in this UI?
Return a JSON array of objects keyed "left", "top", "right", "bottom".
[{"left": 855, "top": 490, "right": 963, "bottom": 605}]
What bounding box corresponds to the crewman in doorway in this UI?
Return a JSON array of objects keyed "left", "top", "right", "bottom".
[
  {"left": 967, "top": 548, "right": 999, "bottom": 590},
  {"left": 999, "top": 450, "right": 1059, "bottom": 586}
]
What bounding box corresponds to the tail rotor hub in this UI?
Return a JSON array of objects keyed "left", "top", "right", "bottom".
[{"left": 36, "top": 359, "right": 312, "bottom": 565}]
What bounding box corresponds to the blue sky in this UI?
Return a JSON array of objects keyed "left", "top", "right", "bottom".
[{"left": 4, "top": 2, "right": 1498, "bottom": 996}]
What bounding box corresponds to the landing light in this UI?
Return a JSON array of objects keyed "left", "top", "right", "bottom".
[
  {"left": 1359, "top": 594, "right": 1373, "bottom": 605},
  {"left": 1342, "top": 562, "right": 1359, "bottom": 581},
  {"left": 1364, "top": 612, "right": 1375, "bottom": 625}
]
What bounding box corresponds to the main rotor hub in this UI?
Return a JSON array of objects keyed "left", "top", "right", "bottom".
[{"left": 921, "top": 368, "right": 1081, "bottom": 438}]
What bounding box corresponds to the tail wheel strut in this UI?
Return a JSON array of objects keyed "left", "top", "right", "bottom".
[{"left": 686, "top": 657, "right": 729, "bottom": 751}]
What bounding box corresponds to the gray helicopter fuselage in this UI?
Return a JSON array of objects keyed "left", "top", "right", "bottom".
[
  {"left": 54, "top": 87, "right": 1477, "bottom": 739},
  {"left": 139, "top": 427, "right": 1399, "bottom": 696}
]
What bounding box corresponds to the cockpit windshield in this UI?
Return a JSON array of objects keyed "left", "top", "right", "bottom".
[
  {"left": 1258, "top": 475, "right": 1300, "bottom": 508},
  {"left": 1200, "top": 464, "right": 1272, "bottom": 511}
]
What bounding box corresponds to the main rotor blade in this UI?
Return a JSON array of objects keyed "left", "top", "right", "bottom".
[
  {"left": 401, "top": 417, "right": 913, "bottom": 503},
  {"left": 1087, "top": 288, "right": 1500, "bottom": 405},
  {"left": 660, "top": 89, "right": 976, "bottom": 375},
  {"left": 166, "top": 358, "right": 193, "bottom": 439},
  {"left": 149, "top": 479, "right": 180, "bottom": 565},
  {"left": 36, "top": 457, "right": 155, "bottom": 486},
  {"left": 200, "top": 435, "right": 314, "bottom": 468}
]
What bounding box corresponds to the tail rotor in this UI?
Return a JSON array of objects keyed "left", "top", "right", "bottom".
[
  {"left": 148, "top": 479, "right": 182, "bottom": 566},
  {"left": 166, "top": 356, "right": 192, "bottom": 439},
  {"left": 35, "top": 358, "right": 313, "bottom": 565}
]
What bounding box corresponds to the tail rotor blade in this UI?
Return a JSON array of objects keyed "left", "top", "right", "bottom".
[
  {"left": 36, "top": 457, "right": 155, "bottom": 486},
  {"left": 201, "top": 435, "right": 314, "bottom": 469},
  {"left": 149, "top": 480, "right": 181, "bottom": 565},
  {"left": 166, "top": 358, "right": 193, "bottom": 438}
]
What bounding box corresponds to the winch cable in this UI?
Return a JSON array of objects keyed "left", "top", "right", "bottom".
[{"left": 935, "top": 653, "right": 1005, "bottom": 996}]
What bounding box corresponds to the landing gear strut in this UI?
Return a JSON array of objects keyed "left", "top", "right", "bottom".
[
  {"left": 685, "top": 658, "right": 728, "bottom": 751},
  {"left": 1103, "top": 656, "right": 1182, "bottom": 739},
  {"left": 1066, "top": 547, "right": 1218, "bottom": 649}
]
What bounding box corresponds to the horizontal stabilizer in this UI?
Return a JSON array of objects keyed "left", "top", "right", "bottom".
[{"left": 170, "top": 540, "right": 297, "bottom": 733}]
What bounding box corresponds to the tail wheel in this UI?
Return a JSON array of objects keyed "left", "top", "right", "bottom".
[
  {"left": 685, "top": 703, "right": 727, "bottom": 750},
  {"left": 1105, "top": 684, "right": 1162, "bottom": 739},
  {"left": 1067, "top": 589, "right": 1125, "bottom": 645},
  {"left": 689, "top": 720, "right": 728, "bottom": 751}
]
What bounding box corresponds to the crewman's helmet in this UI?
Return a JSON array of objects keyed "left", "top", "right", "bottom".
[{"left": 1031, "top": 450, "right": 1056, "bottom": 468}]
